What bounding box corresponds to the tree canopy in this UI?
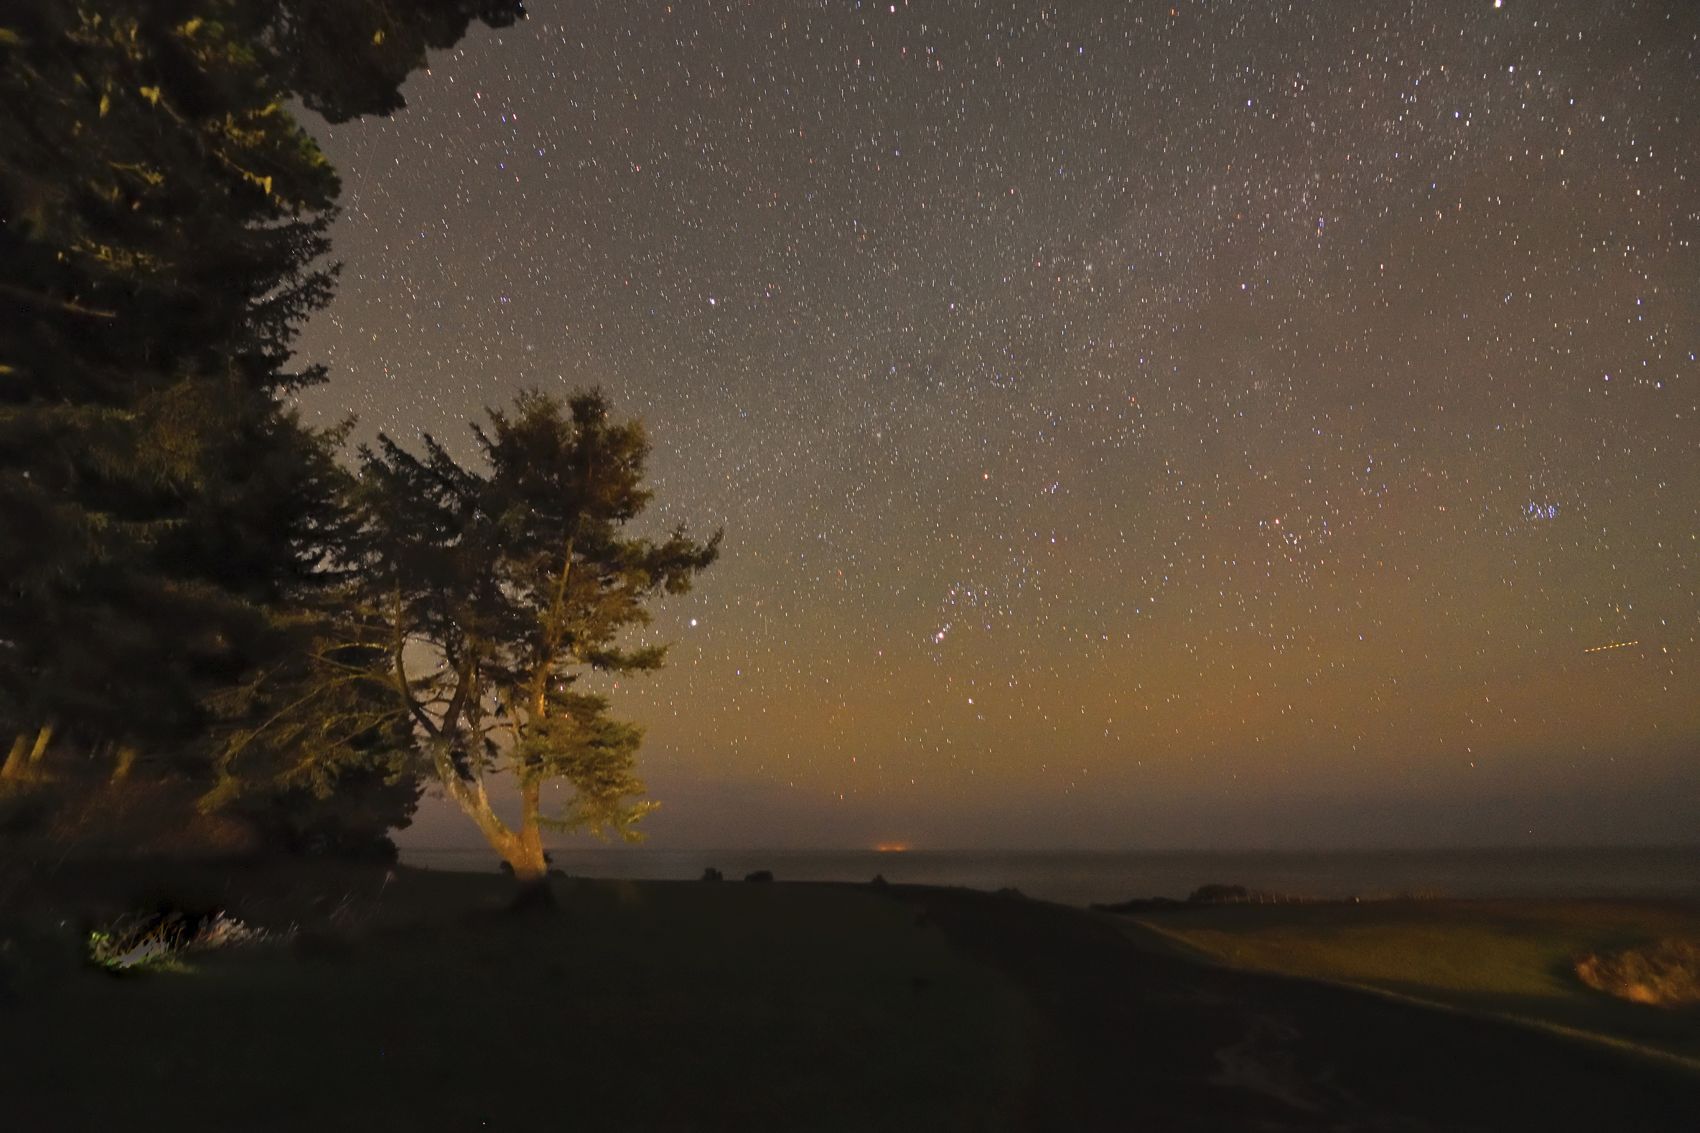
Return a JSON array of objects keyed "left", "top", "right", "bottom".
[
  {"left": 0, "top": 0, "right": 523, "bottom": 854},
  {"left": 231, "top": 391, "right": 721, "bottom": 880}
]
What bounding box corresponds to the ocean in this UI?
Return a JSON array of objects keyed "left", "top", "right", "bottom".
[{"left": 399, "top": 845, "right": 1700, "bottom": 907}]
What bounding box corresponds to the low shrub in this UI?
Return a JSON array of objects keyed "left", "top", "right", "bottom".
[
  {"left": 1574, "top": 938, "right": 1700, "bottom": 1007},
  {"left": 87, "top": 908, "right": 282, "bottom": 973}
]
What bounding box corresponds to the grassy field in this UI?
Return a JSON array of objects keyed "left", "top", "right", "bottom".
[
  {"left": 0, "top": 864, "right": 1034, "bottom": 1132},
  {"left": 1127, "top": 898, "right": 1700, "bottom": 1063},
  {"left": 5, "top": 863, "right": 1699, "bottom": 1131}
]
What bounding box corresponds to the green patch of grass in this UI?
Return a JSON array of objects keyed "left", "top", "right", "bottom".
[
  {"left": 1132, "top": 899, "right": 1700, "bottom": 1063},
  {"left": 1, "top": 873, "right": 1033, "bottom": 1131}
]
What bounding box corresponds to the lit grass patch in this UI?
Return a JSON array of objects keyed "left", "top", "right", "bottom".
[
  {"left": 1167, "top": 920, "right": 1573, "bottom": 997},
  {"left": 1130, "top": 899, "right": 1700, "bottom": 1063}
]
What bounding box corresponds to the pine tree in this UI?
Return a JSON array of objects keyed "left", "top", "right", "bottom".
[{"left": 0, "top": 1, "right": 524, "bottom": 851}]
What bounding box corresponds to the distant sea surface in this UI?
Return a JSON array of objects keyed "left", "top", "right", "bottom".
[{"left": 400, "top": 846, "right": 1700, "bottom": 907}]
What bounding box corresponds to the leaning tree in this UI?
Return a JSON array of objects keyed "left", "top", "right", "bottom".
[{"left": 222, "top": 390, "right": 719, "bottom": 881}]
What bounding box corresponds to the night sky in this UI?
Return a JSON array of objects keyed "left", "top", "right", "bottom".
[{"left": 297, "top": 0, "right": 1700, "bottom": 850}]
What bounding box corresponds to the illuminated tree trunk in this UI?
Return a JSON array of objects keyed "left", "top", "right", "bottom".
[
  {"left": 27, "top": 722, "right": 53, "bottom": 768},
  {"left": 515, "top": 778, "right": 548, "bottom": 881},
  {"left": 1, "top": 723, "right": 55, "bottom": 779},
  {"left": 110, "top": 745, "right": 138, "bottom": 783},
  {"left": 0, "top": 734, "right": 26, "bottom": 780},
  {"left": 428, "top": 740, "right": 548, "bottom": 887}
]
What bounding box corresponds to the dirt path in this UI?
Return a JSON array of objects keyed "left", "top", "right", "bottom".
[{"left": 901, "top": 886, "right": 1700, "bottom": 1131}]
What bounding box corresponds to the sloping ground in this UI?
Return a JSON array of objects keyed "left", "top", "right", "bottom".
[
  {"left": 3, "top": 865, "right": 1697, "bottom": 1131},
  {"left": 0, "top": 866, "right": 1031, "bottom": 1132},
  {"left": 906, "top": 888, "right": 1700, "bottom": 1131},
  {"left": 1119, "top": 899, "right": 1700, "bottom": 1064}
]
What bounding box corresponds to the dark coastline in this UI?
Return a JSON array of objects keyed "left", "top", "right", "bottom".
[{"left": 401, "top": 844, "right": 1700, "bottom": 906}]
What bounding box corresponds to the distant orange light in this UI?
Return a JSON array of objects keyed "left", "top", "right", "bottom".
[{"left": 873, "top": 842, "right": 910, "bottom": 853}]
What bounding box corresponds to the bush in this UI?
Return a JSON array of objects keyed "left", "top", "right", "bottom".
[
  {"left": 1574, "top": 939, "right": 1700, "bottom": 1007},
  {"left": 86, "top": 907, "right": 280, "bottom": 973},
  {"left": 1185, "top": 883, "right": 1303, "bottom": 904}
]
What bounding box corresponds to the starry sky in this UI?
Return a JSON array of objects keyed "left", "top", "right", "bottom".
[{"left": 296, "top": 0, "right": 1700, "bottom": 850}]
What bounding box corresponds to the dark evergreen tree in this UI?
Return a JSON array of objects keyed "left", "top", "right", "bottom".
[{"left": 0, "top": 0, "right": 523, "bottom": 853}]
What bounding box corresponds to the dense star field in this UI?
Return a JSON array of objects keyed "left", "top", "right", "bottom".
[{"left": 296, "top": 0, "right": 1699, "bottom": 849}]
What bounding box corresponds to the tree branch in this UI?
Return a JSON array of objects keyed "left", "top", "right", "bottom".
[
  {"left": 392, "top": 584, "right": 437, "bottom": 738},
  {"left": 0, "top": 280, "right": 118, "bottom": 319}
]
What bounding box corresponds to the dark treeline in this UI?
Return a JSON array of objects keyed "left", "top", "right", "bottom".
[{"left": 1, "top": 1, "right": 716, "bottom": 873}]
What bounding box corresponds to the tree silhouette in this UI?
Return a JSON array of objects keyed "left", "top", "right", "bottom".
[{"left": 0, "top": 0, "right": 523, "bottom": 851}]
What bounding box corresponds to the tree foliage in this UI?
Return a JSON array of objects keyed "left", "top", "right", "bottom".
[
  {"left": 0, "top": 0, "right": 523, "bottom": 853},
  {"left": 223, "top": 391, "right": 719, "bottom": 879}
]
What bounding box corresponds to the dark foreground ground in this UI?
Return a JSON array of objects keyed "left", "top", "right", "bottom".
[{"left": 1, "top": 862, "right": 1696, "bottom": 1131}]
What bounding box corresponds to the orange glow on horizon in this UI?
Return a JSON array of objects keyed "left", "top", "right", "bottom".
[{"left": 873, "top": 842, "right": 911, "bottom": 853}]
